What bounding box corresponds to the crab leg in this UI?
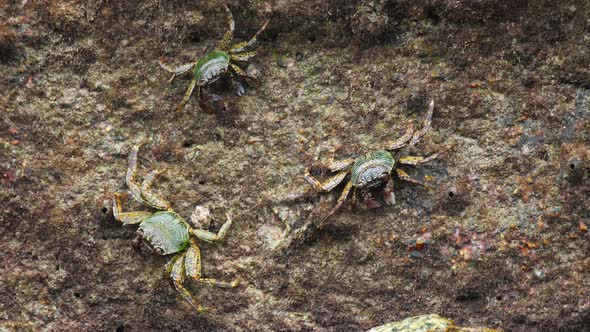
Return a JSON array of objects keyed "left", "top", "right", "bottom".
[
  {"left": 140, "top": 169, "right": 166, "bottom": 192},
  {"left": 410, "top": 100, "right": 434, "bottom": 146},
  {"left": 398, "top": 146, "right": 451, "bottom": 166},
  {"left": 176, "top": 79, "right": 199, "bottom": 112},
  {"left": 396, "top": 168, "right": 431, "bottom": 188},
  {"left": 326, "top": 148, "right": 355, "bottom": 171},
  {"left": 140, "top": 169, "right": 172, "bottom": 210},
  {"left": 305, "top": 170, "right": 347, "bottom": 192},
  {"left": 228, "top": 19, "right": 270, "bottom": 53},
  {"left": 159, "top": 61, "right": 195, "bottom": 83},
  {"left": 126, "top": 145, "right": 145, "bottom": 203},
  {"left": 112, "top": 193, "right": 151, "bottom": 224},
  {"left": 168, "top": 254, "right": 207, "bottom": 313},
  {"left": 229, "top": 51, "right": 258, "bottom": 62},
  {"left": 323, "top": 180, "right": 353, "bottom": 221},
  {"left": 190, "top": 213, "right": 233, "bottom": 243},
  {"left": 185, "top": 241, "right": 240, "bottom": 288},
  {"left": 384, "top": 123, "right": 414, "bottom": 151},
  {"left": 328, "top": 158, "right": 355, "bottom": 171},
  {"left": 229, "top": 63, "right": 255, "bottom": 79},
  {"left": 217, "top": 5, "right": 235, "bottom": 50},
  {"left": 327, "top": 160, "right": 354, "bottom": 172}
]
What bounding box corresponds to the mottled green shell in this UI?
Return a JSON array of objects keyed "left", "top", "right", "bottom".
[
  {"left": 138, "top": 211, "right": 190, "bottom": 255},
  {"left": 350, "top": 150, "right": 395, "bottom": 188},
  {"left": 194, "top": 50, "right": 230, "bottom": 85}
]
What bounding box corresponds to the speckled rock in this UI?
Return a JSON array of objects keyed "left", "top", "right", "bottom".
[{"left": 1, "top": 0, "right": 589, "bottom": 331}]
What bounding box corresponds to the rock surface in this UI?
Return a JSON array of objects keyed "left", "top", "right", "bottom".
[{"left": 1, "top": 0, "right": 589, "bottom": 331}]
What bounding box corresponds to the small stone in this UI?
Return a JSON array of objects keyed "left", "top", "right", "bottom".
[
  {"left": 580, "top": 221, "right": 588, "bottom": 232},
  {"left": 277, "top": 58, "right": 295, "bottom": 68},
  {"left": 534, "top": 269, "right": 546, "bottom": 280},
  {"left": 190, "top": 206, "right": 212, "bottom": 229},
  {"left": 246, "top": 63, "right": 260, "bottom": 79}
]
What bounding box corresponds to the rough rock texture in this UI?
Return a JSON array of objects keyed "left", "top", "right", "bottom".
[{"left": 1, "top": 0, "right": 589, "bottom": 331}]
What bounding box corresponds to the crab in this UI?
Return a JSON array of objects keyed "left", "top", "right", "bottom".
[
  {"left": 159, "top": 5, "right": 270, "bottom": 112},
  {"left": 112, "top": 145, "right": 239, "bottom": 313},
  {"left": 305, "top": 100, "right": 450, "bottom": 221}
]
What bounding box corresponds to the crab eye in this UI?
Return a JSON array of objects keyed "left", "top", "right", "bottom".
[{"left": 155, "top": 247, "right": 164, "bottom": 255}]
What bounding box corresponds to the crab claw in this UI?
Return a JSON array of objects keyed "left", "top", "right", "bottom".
[{"left": 232, "top": 80, "right": 245, "bottom": 96}]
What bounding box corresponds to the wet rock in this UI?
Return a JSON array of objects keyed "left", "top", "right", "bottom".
[
  {"left": 257, "top": 223, "right": 285, "bottom": 249},
  {"left": 351, "top": 0, "right": 390, "bottom": 41},
  {"left": 563, "top": 89, "right": 590, "bottom": 142},
  {"left": 3, "top": 0, "right": 590, "bottom": 330}
]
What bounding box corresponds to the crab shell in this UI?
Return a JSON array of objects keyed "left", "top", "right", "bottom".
[
  {"left": 350, "top": 150, "right": 395, "bottom": 189},
  {"left": 194, "top": 50, "right": 230, "bottom": 85},
  {"left": 138, "top": 211, "right": 190, "bottom": 255}
]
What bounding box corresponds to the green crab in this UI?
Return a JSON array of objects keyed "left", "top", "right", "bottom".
[
  {"left": 112, "top": 145, "right": 239, "bottom": 313},
  {"left": 305, "top": 100, "right": 449, "bottom": 220},
  {"left": 160, "top": 5, "right": 270, "bottom": 112}
]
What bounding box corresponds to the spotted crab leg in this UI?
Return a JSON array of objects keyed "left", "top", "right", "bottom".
[
  {"left": 126, "top": 144, "right": 145, "bottom": 203},
  {"left": 185, "top": 240, "right": 240, "bottom": 288},
  {"left": 176, "top": 78, "right": 199, "bottom": 112},
  {"left": 229, "top": 63, "right": 255, "bottom": 80},
  {"left": 227, "top": 19, "right": 270, "bottom": 53},
  {"left": 324, "top": 146, "right": 356, "bottom": 171},
  {"left": 159, "top": 61, "right": 196, "bottom": 83},
  {"left": 383, "top": 100, "right": 435, "bottom": 150},
  {"left": 323, "top": 180, "right": 353, "bottom": 221},
  {"left": 168, "top": 254, "right": 207, "bottom": 313},
  {"left": 140, "top": 169, "right": 172, "bottom": 210},
  {"left": 190, "top": 213, "right": 233, "bottom": 243},
  {"left": 305, "top": 169, "right": 347, "bottom": 192},
  {"left": 229, "top": 51, "right": 258, "bottom": 62},
  {"left": 304, "top": 147, "right": 353, "bottom": 191},
  {"left": 217, "top": 4, "right": 235, "bottom": 50},
  {"left": 384, "top": 123, "right": 414, "bottom": 151},
  {"left": 112, "top": 193, "right": 151, "bottom": 224},
  {"left": 395, "top": 168, "right": 432, "bottom": 188},
  {"left": 397, "top": 146, "right": 451, "bottom": 166},
  {"left": 409, "top": 100, "right": 434, "bottom": 146}
]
